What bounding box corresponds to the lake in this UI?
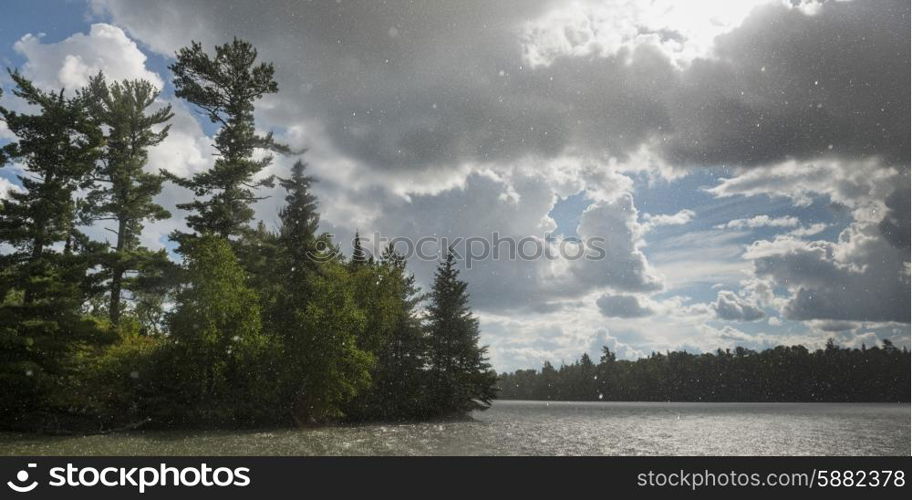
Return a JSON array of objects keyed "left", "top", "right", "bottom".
[{"left": 1, "top": 401, "right": 908, "bottom": 455}]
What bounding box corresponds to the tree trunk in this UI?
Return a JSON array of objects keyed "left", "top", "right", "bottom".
[{"left": 109, "top": 216, "right": 127, "bottom": 325}]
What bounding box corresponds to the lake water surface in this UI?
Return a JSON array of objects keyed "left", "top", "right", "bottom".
[{"left": 1, "top": 401, "right": 908, "bottom": 456}]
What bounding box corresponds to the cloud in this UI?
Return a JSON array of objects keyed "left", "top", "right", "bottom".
[
  {"left": 712, "top": 290, "right": 765, "bottom": 321},
  {"left": 708, "top": 156, "right": 909, "bottom": 325},
  {"left": 661, "top": 0, "right": 909, "bottom": 167},
  {"left": 745, "top": 227, "right": 910, "bottom": 323},
  {"left": 519, "top": 0, "right": 766, "bottom": 68},
  {"left": 787, "top": 223, "right": 828, "bottom": 238},
  {"left": 650, "top": 229, "right": 751, "bottom": 288},
  {"left": 708, "top": 158, "right": 899, "bottom": 214},
  {"left": 0, "top": 177, "right": 22, "bottom": 199},
  {"left": 717, "top": 215, "right": 799, "bottom": 230},
  {"left": 641, "top": 209, "right": 695, "bottom": 231},
  {"left": 596, "top": 293, "right": 654, "bottom": 318},
  {"left": 74, "top": 0, "right": 910, "bottom": 368},
  {"left": 13, "top": 23, "right": 163, "bottom": 91},
  {"left": 0, "top": 119, "right": 12, "bottom": 140},
  {"left": 91, "top": 0, "right": 909, "bottom": 175},
  {"left": 879, "top": 183, "right": 911, "bottom": 250},
  {"left": 345, "top": 166, "right": 661, "bottom": 313}
]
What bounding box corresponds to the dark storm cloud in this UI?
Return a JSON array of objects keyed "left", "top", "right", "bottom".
[
  {"left": 749, "top": 232, "right": 911, "bottom": 323},
  {"left": 662, "top": 0, "right": 910, "bottom": 167},
  {"left": 879, "top": 184, "right": 911, "bottom": 250},
  {"left": 596, "top": 294, "right": 654, "bottom": 318},
  {"left": 94, "top": 0, "right": 909, "bottom": 172}
]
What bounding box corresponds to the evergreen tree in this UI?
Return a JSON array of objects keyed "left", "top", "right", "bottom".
[
  {"left": 272, "top": 160, "right": 373, "bottom": 424},
  {"left": 346, "top": 244, "right": 430, "bottom": 420},
  {"left": 0, "top": 72, "right": 112, "bottom": 429},
  {"left": 499, "top": 340, "right": 911, "bottom": 403},
  {"left": 277, "top": 159, "right": 323, "bottom": 285},
  {"left": 165, "top": 39, "right": 288, "bottom": 246},
  {"left": 351, "top": 231, "right": 368, "bottom": 267},
  {"left": 426, "top": 251, "right": 497, "bottom": 416},
  {"left": 82, "top": 74, "right": 174, "bottom": 325}
]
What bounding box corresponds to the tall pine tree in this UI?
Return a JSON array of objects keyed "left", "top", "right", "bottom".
[
  {"left": 426, "top": 250, "right": 497, "bottom": 416},
  {"left": 82, "top": 74, "right": 174, "bottom": 325},
  {"left": 0, "top": 72, "right": 112, "bottom": 430},
  {"left": 165, "top": 39, "right": 288, "bottom": 247}
]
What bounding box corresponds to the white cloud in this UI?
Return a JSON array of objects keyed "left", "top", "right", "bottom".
[
  {"left": 13, "top": 23, "right": 163, "bottom": 91},
  {"left": 0, "top": 177, "right": 22, "bottom": 200},
  {"left": 650, "top": 229, "right": 751, "bottom": 289},
  {"left": 708, "top": 159, "right": 898, "bottom": 219},
  {"left": 642, "top": 209, "right": 695, "bottom": 232},
  {"left": 520, "top": 0, "right": 776, "bottom": 67},
  {"left": 0, "top": 119, "right": 12, "bottom": 140},
  {"left": 787, "top": 222, "right": 829, "bottom": 238},
  {"left": 717, "top": 215, "right": 799, "bottom": 230}
]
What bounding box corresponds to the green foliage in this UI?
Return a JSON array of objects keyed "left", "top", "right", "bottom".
[
  {"left": 425, "top": 251, "right": 498, "bottom": 416},
  {"left": 165, "top": 39, "right": 288, "bottom": 245},
  {"left": 156, "top": 235, "right": 276, "bottom": 426},
  {"left": 499, "top": 341, "right": 912, "bottom": 402},
  {"left": 81, "top": 73, "right": 174, "bottom": 325},
  {"left": 276, "top": 261, "right": 375, "bottom": 424},
  {"left": 264, "top": 159, "right": 375, "bottom": 423},
  {"left": 66, "top": 319, "right": 164, "bottom": 428},
  {"left": 344, "top": 245, "right": 431, "bottom": 421},
  {"left": 0, "top": 72, "right": 114, "bottom": 431}
]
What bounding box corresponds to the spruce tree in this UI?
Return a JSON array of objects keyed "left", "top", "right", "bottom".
[
  {"left": 82, "top": 74, "right": 174, "bottom": 325},
  {"left": 278, "top": 159, "right": 322, "bottom": 280},
  {"left": 272, "top": 160, "right": 373, "bottom": 424},
  {"left": 426, "top": 250, "right": 497, "bottom": 416},
  {"left": 0, "top": 72, "right": 111, "bottom": 429},
  {"left": 351, "top": 231, "right": 368, "bottom": 266},
  {"left": 165, "top": 39, "right": 288, "bottom": 246}
]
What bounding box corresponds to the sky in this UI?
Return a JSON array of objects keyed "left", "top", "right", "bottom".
[{"left": 0, "top": 0, "right": 909, "bottom": 372}]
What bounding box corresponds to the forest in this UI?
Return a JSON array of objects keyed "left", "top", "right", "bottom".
[
  {"left": 499, "top": 341, "right": 911, "bottom": 402},
  {"left": 0, "top": 39, "right": 497, "bottom": 433}
]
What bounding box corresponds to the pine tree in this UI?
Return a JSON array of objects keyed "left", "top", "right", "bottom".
[
  {"left": 82, "top": 73, "right": 174, "bottom": 325},
  {"left": 426, "top": 250, "right": 497, "bottom": 416},
  {"left": 0, "top": 72, "right": 112, "bottom": 429},
  {"left": 165, "top": 39, "right": 288, "bottom": 246}
]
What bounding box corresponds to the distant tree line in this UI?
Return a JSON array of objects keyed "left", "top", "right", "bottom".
[
  {"left": 499, "top": 341, "right": 910, "bottom": 402},
  {"left": 0, "top": 39, "right": 496, "bottom": 433}
]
